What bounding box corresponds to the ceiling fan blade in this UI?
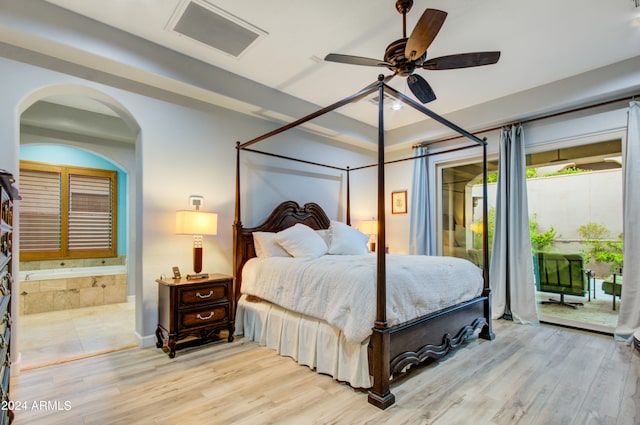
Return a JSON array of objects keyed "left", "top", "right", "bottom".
[
  {"left": 421, "top": 52, "right": 501, "bottom": 70},
  {"left": 324, "top": 53, "right": 391, "bottom": 67},
  {"left": 404, "top": 9, "right": 448, "bottom": 60},
  {"left": 407, "top": 74, "right": 436, "bottom": 104}
]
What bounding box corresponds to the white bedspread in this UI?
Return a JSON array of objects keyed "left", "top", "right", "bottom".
[{"left": 241, "top": 254, "right": 483, "bottom": 344}]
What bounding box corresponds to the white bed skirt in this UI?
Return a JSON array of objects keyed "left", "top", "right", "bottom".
[{"left": 235, "top": 295, "right": 372, "bottom": 388}]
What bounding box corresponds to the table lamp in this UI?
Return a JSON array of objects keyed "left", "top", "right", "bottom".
[
  {"left": 176, "top": 207, "right": 218, "bottom": 274},
  {"left": 359, "top": 219, "right": 378, "bottom": 252}
]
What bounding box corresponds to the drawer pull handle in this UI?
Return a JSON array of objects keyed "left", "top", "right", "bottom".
[
  {"left": 196, "top": 291, "right": 213, "bottom": 299},
  {"left": 196, "top": 312, "right": 214, "bottom": 320}
]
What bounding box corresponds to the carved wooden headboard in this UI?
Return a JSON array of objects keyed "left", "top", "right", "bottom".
[{"left": 233, "top": 201, "right": 331, "bottom": 301}]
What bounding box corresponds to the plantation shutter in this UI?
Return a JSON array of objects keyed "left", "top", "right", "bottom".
[
  {"left": 19, "top": 168, "right": 62, "bottom": 254},
  {"left": 19, "top": 161, "right": 117, "bottom": 260},
  {"left": 68, "top": 174, "right": 113, "bottom": 251}
]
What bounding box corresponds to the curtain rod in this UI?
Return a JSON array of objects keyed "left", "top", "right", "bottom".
[{"left": 412, "top": 92, "right": 640, "bottom": 149}]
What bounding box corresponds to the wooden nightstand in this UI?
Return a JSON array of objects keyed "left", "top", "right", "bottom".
[{"left": 155, "top": 273, "right": 234, "bottom": 358}]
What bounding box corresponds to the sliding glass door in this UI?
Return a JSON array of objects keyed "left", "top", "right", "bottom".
[
  {"left": 439, "top": 159, "right": 497, "bottom": 268},
  {"left": 526, "top": 139, "right": 622, "bottom": 333},
  {"left": 438, "top": 138, "right": 623, "bottom": 333}
]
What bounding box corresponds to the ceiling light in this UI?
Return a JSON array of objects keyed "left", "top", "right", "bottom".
[{"left": 391, "top": 101, "right": 403, "bottom": 111}]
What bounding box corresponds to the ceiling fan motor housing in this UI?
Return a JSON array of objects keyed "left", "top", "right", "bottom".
[{"left": 384, "top": 38, "right": 426, "bottom": 76}]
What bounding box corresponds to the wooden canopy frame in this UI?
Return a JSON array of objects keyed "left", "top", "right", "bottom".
[{"left": 233, "top": 75, "right": 493, "bottom": 409}]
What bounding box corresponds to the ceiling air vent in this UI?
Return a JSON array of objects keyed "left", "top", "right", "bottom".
[
  {"left": 369, "top": 93, "right": 399, "bottom": 106},
  {"left": 169, "top": 0, "right": 267, "bottom": 57}
]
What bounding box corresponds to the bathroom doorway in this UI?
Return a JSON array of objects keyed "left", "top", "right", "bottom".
[{"left": 18, "top": 93, "right": 139, "bottom": 369}]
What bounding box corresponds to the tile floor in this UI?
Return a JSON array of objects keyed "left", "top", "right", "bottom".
[{"left": 17, "top": 301, "right": 136, "bottom": 370}]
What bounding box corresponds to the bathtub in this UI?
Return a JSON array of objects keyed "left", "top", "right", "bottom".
[
  {"left": 19, "top": 265, "right": 127, "bottom": 281},
  {"left": 18, "top": 265, "right": 129, "bottom": 314}
]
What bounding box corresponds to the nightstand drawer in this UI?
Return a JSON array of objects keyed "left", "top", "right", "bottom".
[
  {"left": 179, "top": 304, "right": 229, "bottom": 329},
  {"left": 179, "top": 283, "right": 228, "bottom": 307}
]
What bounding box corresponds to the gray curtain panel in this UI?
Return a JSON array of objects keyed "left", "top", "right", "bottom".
[
  {"left": 615, "top": 101, "right": 640, "bottom": 341},
  {"left": 409, "top": 146, "right": 432, "bottom": 255},
  {"left": 490, "top": 125, "right": 539, "bottom": 324}
]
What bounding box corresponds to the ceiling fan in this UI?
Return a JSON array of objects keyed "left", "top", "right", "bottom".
[{"left": 324, "top": 0, "right": 501, "bottom": 104}]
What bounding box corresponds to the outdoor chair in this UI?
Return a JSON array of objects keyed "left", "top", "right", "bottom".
[
  {"left": 602, "top": 268, "right": 623, "bottom": 311},
  {"left": 536, "top": 252, "right": 587, "bottom": 309}
]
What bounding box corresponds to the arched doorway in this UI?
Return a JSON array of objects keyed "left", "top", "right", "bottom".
[{"left": 15, "top": 86, "right": 141, "bottom": 370}]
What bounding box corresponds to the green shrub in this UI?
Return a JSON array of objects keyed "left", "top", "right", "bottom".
[
  {"left": 543, "top": 166, "right": 591, "bottom": 177},
  {"left": 479, "top": 168, "right": 537, "bottom": 184},
  {"left": 577, "top": 222, "right": 623, "bottom": 272},
  {"left": 529, "top": 213, "right": 556, "bottom": 252},
  {"left": 472, "top": 209, "right": 556, "bottom": 252}
]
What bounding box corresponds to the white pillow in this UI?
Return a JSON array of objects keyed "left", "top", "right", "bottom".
[
  {"left": 275, "top": 223, "right": 328, "bottom": 258},
  {"left": 253, "top": 232, "right": 291, "bottom": 258},
  {"left": 315, "top": 229, "right": 331, "bottom": 247},
  {"left": 328, "top": 220, "right": 369, "bottom": 255}
]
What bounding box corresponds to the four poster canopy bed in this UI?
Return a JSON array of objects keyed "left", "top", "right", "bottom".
[{"left": 233, "top": 75, "right": 493, "bottom": 409}]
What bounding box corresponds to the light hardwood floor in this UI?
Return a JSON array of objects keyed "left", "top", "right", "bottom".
[{"left": 10, "top": 320, "right": 640, "bottom": 425}]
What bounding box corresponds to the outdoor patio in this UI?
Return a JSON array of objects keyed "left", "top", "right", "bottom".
[{"left": 536, "top": 278, "right": 619, "bottom": 332}]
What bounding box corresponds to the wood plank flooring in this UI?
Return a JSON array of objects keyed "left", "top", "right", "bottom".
[{"left": 10, "top": 320, "right": 640, "bottom": 425}]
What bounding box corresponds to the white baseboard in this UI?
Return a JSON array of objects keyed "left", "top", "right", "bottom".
[
  {"left": 135, "top": 332, "right": 156, "bottom": 348},
  {"left": 10, "top": 352, "right": 21, "bottom": 376}
]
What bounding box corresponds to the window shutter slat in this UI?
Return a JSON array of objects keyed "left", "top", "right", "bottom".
[
  {"left": 19, "top": 169, "right": 62, "bottom": 252},
  {"left": 68, "top": 174, "right": 113, "bottom": 252}
]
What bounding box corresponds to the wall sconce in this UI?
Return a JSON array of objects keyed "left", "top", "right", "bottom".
[
  {"left": 359, "top": 219, "right": 378, "bottom": 252},
  {"left": 176, "top": 204, "right": 218, "bottom": 274}
]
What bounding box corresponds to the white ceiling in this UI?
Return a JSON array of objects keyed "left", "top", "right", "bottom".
[{"left": 16, "top": 0, "right": 640, "bottom": 146}]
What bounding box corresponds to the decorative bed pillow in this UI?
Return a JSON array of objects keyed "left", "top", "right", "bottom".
[
  {"left": 275, "top": 223, "right": 328, "bottom": 258},
  {"left": 253, "top": 232, "right": 291, "bottom": 258},
  {"left": 327, "top": 220, "right": 369, "bottom": 255},
  {"left": 315, "top": 229, "right": 331, "bottom": 247}
]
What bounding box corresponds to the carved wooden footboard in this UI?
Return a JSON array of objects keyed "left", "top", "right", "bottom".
[
  {"left": 385, "top": 298, "right": 487, "bottom": 376},
  {"left": 368, "top": 291, "right": 491, "bottom": 408}
]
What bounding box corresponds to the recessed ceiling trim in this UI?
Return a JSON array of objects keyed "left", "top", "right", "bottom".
[
  {"left": 255, "top": 109, "right": 341, "bottom": 138},
  {"left": 167, "top": 0, "right": 268, "bottom": 58}
]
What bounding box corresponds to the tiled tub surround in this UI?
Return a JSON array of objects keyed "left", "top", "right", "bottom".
[{"left": 19, "top": 265, "right": 128, "bottom": 314}]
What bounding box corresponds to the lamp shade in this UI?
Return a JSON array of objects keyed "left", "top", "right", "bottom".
[
  {"left": 359, "top": 220, "right": 378, "bottom": 235},
  {"left": 175, "top": 211, "right": 218, "bottom": 235}
]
